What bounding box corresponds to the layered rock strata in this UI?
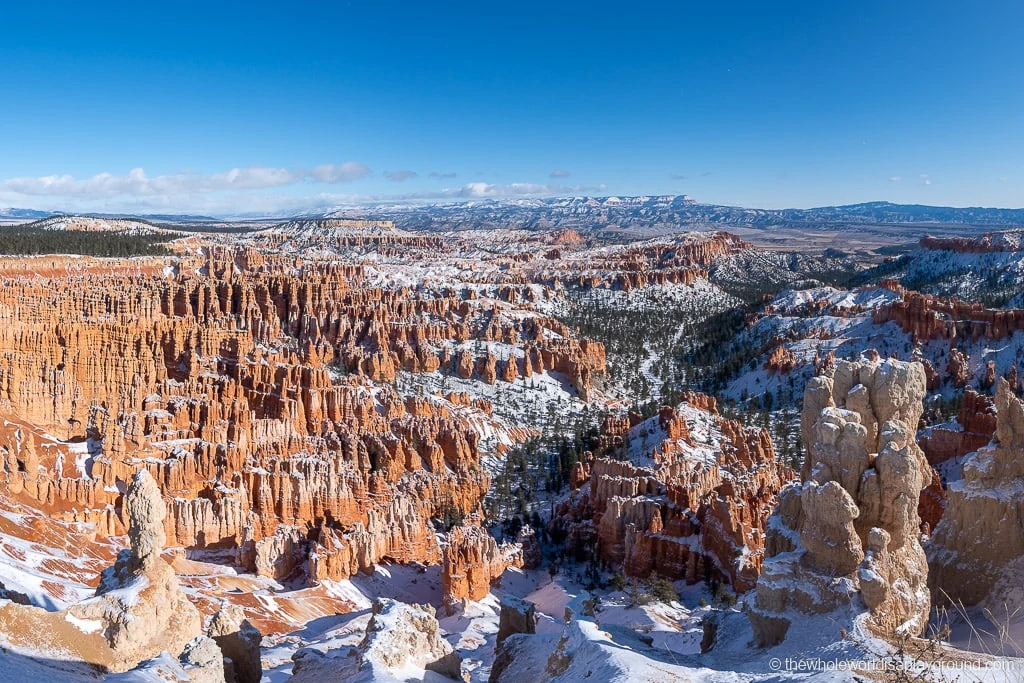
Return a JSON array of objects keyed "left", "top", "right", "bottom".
[
  {"left": 874, "top": 287, "right": 1024, "bottom": 343},
  {"left": 0, "top": 244, "right": 607, "bottom": 583}
]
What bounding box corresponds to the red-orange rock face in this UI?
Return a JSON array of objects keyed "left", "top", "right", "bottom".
[
  {"left": 874, "top": 290, "right": 1024, "bottom": 344},
  {"left": 441, "top": 520, "right": 522, "bottom": 612},
  {"left": 920, "top": 388, "right": 997, "bottom": 467},
  {"left": 0, "top": 246, "right": 601, "bottom": 582},
  {"left": 764, "top": 344, "right": 797, "bottom": 374},
  {"left": 566, "top": 396, "right": 794, "bottom": 592},
  {"left": 947, "top": 349, "right": 969, "bottom": 388}
]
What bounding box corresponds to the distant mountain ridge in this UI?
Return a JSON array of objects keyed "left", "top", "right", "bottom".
[
  {"left": 0, "top": 209, "right": 218, "bottom": 222},
  {"left": 326, "top": 197, "right": 1024, "bottom": 233},
  {"left": 3, "top": 198, "right": 1023, "bottom": 229},
  {"left": 0, "top": 208, "right": 52, "bottom": 219}
]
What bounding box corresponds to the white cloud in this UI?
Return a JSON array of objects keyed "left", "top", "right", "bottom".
[
  {"left": 3, "top": 162, "right": 374, "bottom": 200},
  {"left": 920, "top": 173, "right": 931, "bottom": 185},
  {"left": 308, "top": 162, "right": 372, "bottom": 183},
  {"left": 451, "top": 182, "right": 553, "bottom": 198},
  {"left": 3, "top": 166, "right": 303, "bottom": 197},
  {"left": 889, "top": 176, "right": 902, "bottom": 182},
  {"left": 0, "top": 165, "right": 609, "bottom": 215},
  {"left": 436, "top": 181, "right": 608, "bottom": 199},
  {"left": 429, "top": 171, "right": 457, "bottom": 179},
  {"left": 549, "top": 169, "right": 570, "bottom": 178}
]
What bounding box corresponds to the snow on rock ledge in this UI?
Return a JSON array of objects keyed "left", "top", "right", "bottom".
[
  {"left": 67, "top": 469, "right": 202, "bottom": 671},
  {"left": 928, "top": 377, "right": 1024, "bottom": 607},
  {"left": 290, "top": 597, "right": 464, "bottom": 681},
  {"left": 749, "top": 357, "right": 932, "bottom": 646}
]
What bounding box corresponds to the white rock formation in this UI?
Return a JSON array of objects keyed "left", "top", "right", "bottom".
[
  {"left": 179, "top": 635, "right": 227, "bottom": 683},
  {"left": 749, "top": 358, "right": 932, "bottom": 646},
  {"left": 67, "top": 469, "right": 202, "bottom": 671},
  {"left": 208, "top": 603, "right": 263, "bottom": 683},
  {"left": 290, "top": 598, "right": 463, "bottom": 682}
]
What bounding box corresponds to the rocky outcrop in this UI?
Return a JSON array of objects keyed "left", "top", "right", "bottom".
[
  {"left": 67, "top": 469, "right": 202, "bottom": 672},
  {"left": 921, "top": 231, "right": 1024, "bottom": 253},
  {"left": 875, "top": 289, "right": 1024, "bottom": 344},
  {"left": 179, "top": 636, "right": 228, "bottom": 683},
  {"left": 516, "top": 525, "right": 541, "bottom": 569},
  {"left": 749, "top": 358, "right": 932, "bottom": 646},
  {"left": 208, "top": 604, "right": 263, "bottom": 683},
  {"left": 764, "top": 344, "right": 797, "bottom": 374},
  {"left": 560, "top": 396, "right": 793, "bottom": 592},
  {"left": 441, "top": 521, "right": 523, "bottom": 612},
  {"left": 363, "top": 599, "right": 463, "bottom": 679},
  {"left": 497, "top": 595, "right": 536, "bottom": 646},
  {"left": 948, "top": 348, "right": 969, "bottom": 387},
  {"left": 920, "top": 388, "right": 997, "bottom": 467},
  {"left": 928, "top": 378, "right": 1024, "bottom": 606},
  {"left": 291, "top": 598, "right": 463, "bottom": 681}
]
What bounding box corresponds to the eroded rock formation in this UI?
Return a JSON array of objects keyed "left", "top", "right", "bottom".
[
  {"left": 179, "top": 636, "right": 228, "bottom": 683},
  {"left": 441, "top": 520, "right": 523, "bottom": 611},
  {"left": 497, "top": 595, "right": 536, "bottom": 646},
  {"left": 921, "top": 231, "right": 1024, "bottom": 253},
  {"left": 68, "top": 469, "right": 202, "bottom": 672},
  {"left": 875, "top": 288, "right": 1024, "bottom": 344},
  {"left": 928, "top": 378, "right": 1024, "bottom": 606},
  {"left": 0, "top": 243, "right": 609, "bottom": 585},
  {"left": 290, "top": 598, "right": 463, "bottom": 681},
  {"left": 920, "top": 388, "right": 997, "bottom": 466},
  {"left": 749, "top": 358, "right": 932, "bottom": 646},
  {"left": 557, "top": 395, "right": 794, "bottom": 592},
  {"left": 764, "top": 344, "right": 797, "bottom": 374},
  {"left": 208, "top": 603, "right": 263, "bottom": 683}
]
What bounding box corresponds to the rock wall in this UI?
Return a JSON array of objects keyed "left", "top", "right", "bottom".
[
  {"left": 928, "top": 378, "right": 1024, "bottom": 606},
  {"left": 749, "top": 358, "right": 932, "bottom": 646},
  {"left": 562, "top": 396, "right": 793, "bottom": 592},
  {"left": 920, "top": 232, "right": 1024, "bottom": 254},
  {"left": 874, "top": 288, "right": 1024, "bottom": 343},
  {"left": 0, "top": 244, "right": 609, "bottom": 583},
  {"left": 920, "top": 388, "right": 998, "bottom": 466},
  {"left": 441, "top": 520, "right": 523, "bottom": 611}
]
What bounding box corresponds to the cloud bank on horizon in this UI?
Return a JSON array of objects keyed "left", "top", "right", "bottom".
[
  {"left": 0, "top": 161, "right": 1017, "bottom": 216},
  {"left": 0, "top": 164, "right": 613, "bottom": 215}
]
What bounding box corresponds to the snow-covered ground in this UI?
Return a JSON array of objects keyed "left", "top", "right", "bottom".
[{"left": 901, "top": 247, "right": 1024, "bottom": 304}]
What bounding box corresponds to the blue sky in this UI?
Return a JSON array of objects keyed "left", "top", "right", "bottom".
[{"left": 1, "top": 1, "right": 1021, "bottom": 214}]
